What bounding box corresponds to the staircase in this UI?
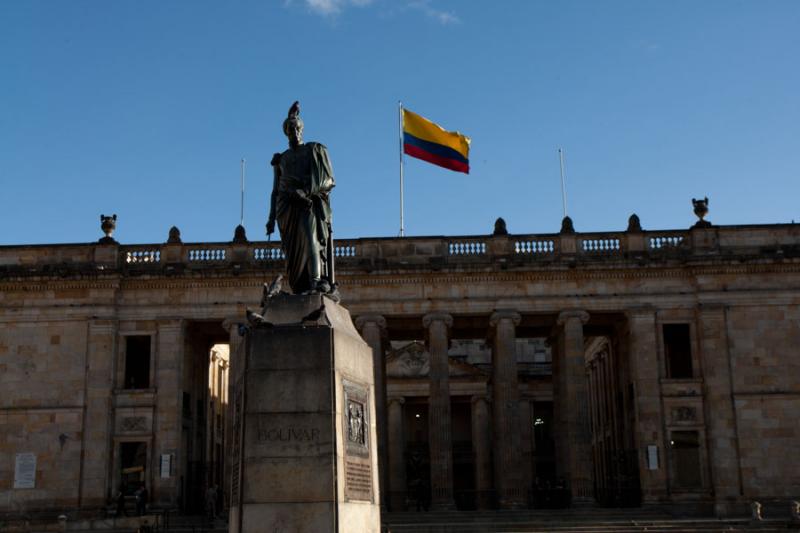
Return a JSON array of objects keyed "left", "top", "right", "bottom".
[{"left": 381, "top": 509, "right": 793, "bottom": 533}]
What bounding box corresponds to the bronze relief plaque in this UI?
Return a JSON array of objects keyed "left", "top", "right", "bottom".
[{"left": 342, "top": 379, "right": 372, "bottom": 502}]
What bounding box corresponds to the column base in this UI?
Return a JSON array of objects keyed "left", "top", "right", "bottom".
[
  {"left": 497, "top": 490, "right": 527, "bottom": 509},
  {"left": 430, "top": 499, "right": 457, "bottom": 511},
  {"left": 571, "top": 496, "right": 596, "bottom": 508},
  {"left": 388, "top": 492, "right": 407, "bottom": 512}
]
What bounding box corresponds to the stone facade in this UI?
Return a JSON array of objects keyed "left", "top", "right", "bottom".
[{"left": 1, "top": 221, "right": 799, "bottom": 518}]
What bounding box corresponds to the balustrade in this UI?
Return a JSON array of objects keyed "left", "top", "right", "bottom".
[
  {"left": 253, "top": 246, "right": 285, "bottom": 261},
  {"left": 188, "top": 248, "right": 226, "bottom": 262},
  {"left": 581, "top": 237, "right": 621, "bottom": 254},
  {"left": 648, "top": 234, "right": 686, "bottom": 249},
  {"left": 334, "top": 243, "right": 357, "bottom": 257},
  {"left": 124, "top": 248, "right": 161, "bottom": 264},
  {"left": 448, "top": 240, "right": 486, "bottom": 255},
  {"left": 4, "top": 223, "right": 794, "bottom": 276},
  {"left": 515, "top": 239, "right": 555, "bottom": 254}
]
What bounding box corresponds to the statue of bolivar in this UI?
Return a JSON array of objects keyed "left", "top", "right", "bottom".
[{"left": 266, "top": 102, "right": 337, "bottom": 298}]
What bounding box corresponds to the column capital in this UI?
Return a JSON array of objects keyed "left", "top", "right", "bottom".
[
  {"left": 157, "top": 318, "right": 184, "bottom": 331},
  {"left": 423, "top": 312, "right": 453, "bottom": 329},
  {"left": 557, "top": 309, "right": 589, "bottom": 326},
  {"left": 697, "top": 303, "right": 726, "bottom": 317},
  {"left": 490, "top": 310, "right": 521, "bottom": 328},
  {"left": 624, "top": 306, "right": 656, "bottom": 322},
  {"left": 355, "top": 314, "right": 387, "bottom": 331},
  {"left": 221, "top": 317, "right": 241, "bottom": 333},
  {"left": 470, "top": 394, "right": 491, "bottom": 406},
  {"left": 387, "top": 396, "right": 405, "bottom": 406},
  {"left": 88, "top": 318, "right": 118, "bottom": 332}
]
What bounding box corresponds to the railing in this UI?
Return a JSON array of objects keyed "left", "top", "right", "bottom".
[
  {"left": 334, "top": 244, "right": 357, "bottom": 257},
  {"left": 124, "top": 248, "right": 161, "bottom": 264},
  {"left": 648, "top": 233, "right": 687, "bottom": 249},
  {"left": 188, "top": 248, "right": 226, "bottom": 262},
  {"left": 253, "top": 246, "right": 285, "bottom": 261},
  {"left": 515, "top": 239, "right": 556, "bottom": 255},
  {"left": 4, "top": 223, "right": 797, "bottom": 277},
  {"left": 448, "top": 240, "right": 486, "bottom": 255},
  {"left": 581, "top": 236, "right": 622, "bottom": 254}
]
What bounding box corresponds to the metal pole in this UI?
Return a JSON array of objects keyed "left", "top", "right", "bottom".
[
  {"left": 558, "top": 148, "right": 568, "bottom": 218},
  {"left": 240, "top": 158, "right": 246, "bottom": 226},
  {"left": 399, "top": 101, "right": 405, "bottom": 237}
]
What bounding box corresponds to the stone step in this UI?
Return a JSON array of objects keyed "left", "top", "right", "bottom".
[
  {"left": 381, "top": 519, "right": 789, "bottom": 533},
  {"left": 387, "top": 525, "right": 787, "bottom": 533}
]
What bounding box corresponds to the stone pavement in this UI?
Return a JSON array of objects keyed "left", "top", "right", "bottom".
[{"left": 381, "top": 509, "right": 796, "bottom": 533}]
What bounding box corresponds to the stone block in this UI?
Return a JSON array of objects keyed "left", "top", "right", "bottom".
[{"left": 230, "top": 296, "right": 379, "bottom": 533}]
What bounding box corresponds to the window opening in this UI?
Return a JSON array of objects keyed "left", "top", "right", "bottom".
[
  {"left": 663, "top": 324, "right": 692, "bottom": 378},
  {"left": 124, "top": 336, "right": 151, "bottom": 389}
]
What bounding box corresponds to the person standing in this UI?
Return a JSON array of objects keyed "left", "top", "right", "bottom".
[
  {"left": 134, "top": 483, "right": 147, "bottom": 516},
  {"left": 205, "top": 484, "right": 217, "bottom": 520}
]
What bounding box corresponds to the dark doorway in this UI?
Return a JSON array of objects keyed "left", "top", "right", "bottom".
[
  {"left": 120, "top": 441, "right": 147, "bottom": 495},
  {"left": 671, "top": 431, "right": 702, "bottom": 489},
  {"left": 404, "top": 400, "right": 430, "bottom": 511},
  {"left": 585, "top": 337, "right": 641, "bottom": 507},
  {"left": 450, "top": 397, "right": 475, "bottom": 510}
]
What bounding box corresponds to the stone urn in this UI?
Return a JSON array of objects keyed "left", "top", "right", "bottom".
[
  {"left": 691, "top": 197, "right": 711, "bottom": 228},
  {"left": 99, "top": 214, "right": 117, "bottom": 243}
]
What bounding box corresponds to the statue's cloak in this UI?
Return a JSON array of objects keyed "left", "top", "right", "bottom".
[{"left": 276, "top": 142, "right": 335, "bottom": 293}]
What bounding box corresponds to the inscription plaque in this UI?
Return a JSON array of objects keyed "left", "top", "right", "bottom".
[
  {"left": 14, "top": 453, "right": 36, "bottom": 489},
  {"left": 345, "top": 459, "right": 373, "bottom": 501},
  {"left": 252, "top": 413, "right": 327, "bottom": 457},
  {"left": 343, "top": 380, "right": 372, "bottom": 502}
]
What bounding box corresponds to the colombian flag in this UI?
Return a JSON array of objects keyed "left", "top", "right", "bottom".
[{"left": 402, "top": 109, "right": 470, "bottom": 174}]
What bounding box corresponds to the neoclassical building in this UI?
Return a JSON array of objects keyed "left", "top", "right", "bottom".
[{"left": 1, "top": 213, "right": 799, "bottom": 519}]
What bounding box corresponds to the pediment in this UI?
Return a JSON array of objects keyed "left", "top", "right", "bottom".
[{"left": 386, "top": 341, "right": 487, "bottom": 379}]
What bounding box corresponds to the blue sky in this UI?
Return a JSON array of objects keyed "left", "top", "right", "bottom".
[{"left": 1, "top": 1, "right": 798, "bottom": 245}]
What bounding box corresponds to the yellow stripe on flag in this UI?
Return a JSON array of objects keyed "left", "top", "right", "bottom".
[{"left": 402, "top": 109, "right": 470, "bottom": 160}]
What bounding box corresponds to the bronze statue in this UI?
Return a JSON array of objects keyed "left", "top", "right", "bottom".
[{"left": 266, "top": 102, "right": 337, "bottom": 297}]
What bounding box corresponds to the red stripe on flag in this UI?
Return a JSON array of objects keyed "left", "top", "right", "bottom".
[{"left": 404, "top": 144, "right": 469, "bottom": 174}]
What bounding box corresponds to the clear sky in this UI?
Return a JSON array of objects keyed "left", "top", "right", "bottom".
[{"left": 1, "top": 1, "right": 798, "bottom": 245}]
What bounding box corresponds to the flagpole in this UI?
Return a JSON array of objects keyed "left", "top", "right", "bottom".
[
  {"left": 558, "top": 148, "right": 568, "bottom": 218},
  {"left": 398, "top": 101, "right": 405, "bottom": 237},
  {"left": 240, "top": 158, "right": 246, "bottom": 226}
]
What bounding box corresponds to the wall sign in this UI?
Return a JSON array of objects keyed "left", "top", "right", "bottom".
[
  {"left": 14, "top": 453, "right": 36, "bottom": 489},
  {"left": 160, "top": 453, "right": 172, "bottom": 479}
]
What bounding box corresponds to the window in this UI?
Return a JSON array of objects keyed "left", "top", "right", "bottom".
[
  {"left": 670, "top": 431, "right": 702, "bottom": 489},
  {"left": 663, "top": 324, "right": 692, "bottom": 378},
  {"left": 124, "top": 336, "right": 151, "bottom": 389}
]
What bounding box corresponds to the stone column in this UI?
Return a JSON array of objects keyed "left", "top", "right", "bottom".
[
  {"left": 79, "top": 319, "right": 117, "bottom": 508},
  {"left": 470, "top": 395, "right": 492, "bottom": 510},
  {"left": 387, "top": 397, "right": 407, "bottom": 511},
  {"left": 490, "top": 310, "right": 525, "bottom": 508},
  {"left": 698, "top": 305, "right": 741, "bottom": 517},
  {"left": 355, "top": 315, "right": 389, "bottom": 511},
  {"left": 423, "top": 312, "right": 455, "bottom": 509},
  {"left": 222, "top": 318, "right": 244, "bottom": 511},
  {"left": 625, "top": 308, "right": 668, "bottom": 503},
  {"left": 556, "top": 310, "right": 593, "bottom": 504},
  {"left": 153, "top": 319, "right": 185, "bottom": 506}
]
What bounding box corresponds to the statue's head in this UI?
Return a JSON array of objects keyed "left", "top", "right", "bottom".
[{"left": 283, "top": 101, "right": 304, "bottom": 147}]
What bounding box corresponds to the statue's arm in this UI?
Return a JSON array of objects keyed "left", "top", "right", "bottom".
[{"left": 266, "top": 153, "right": 281, "bottom": 236}]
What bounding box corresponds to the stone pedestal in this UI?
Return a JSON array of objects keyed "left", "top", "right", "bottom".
[{"left": 229, "top": 294, "right": 380, "bottom": 533}]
